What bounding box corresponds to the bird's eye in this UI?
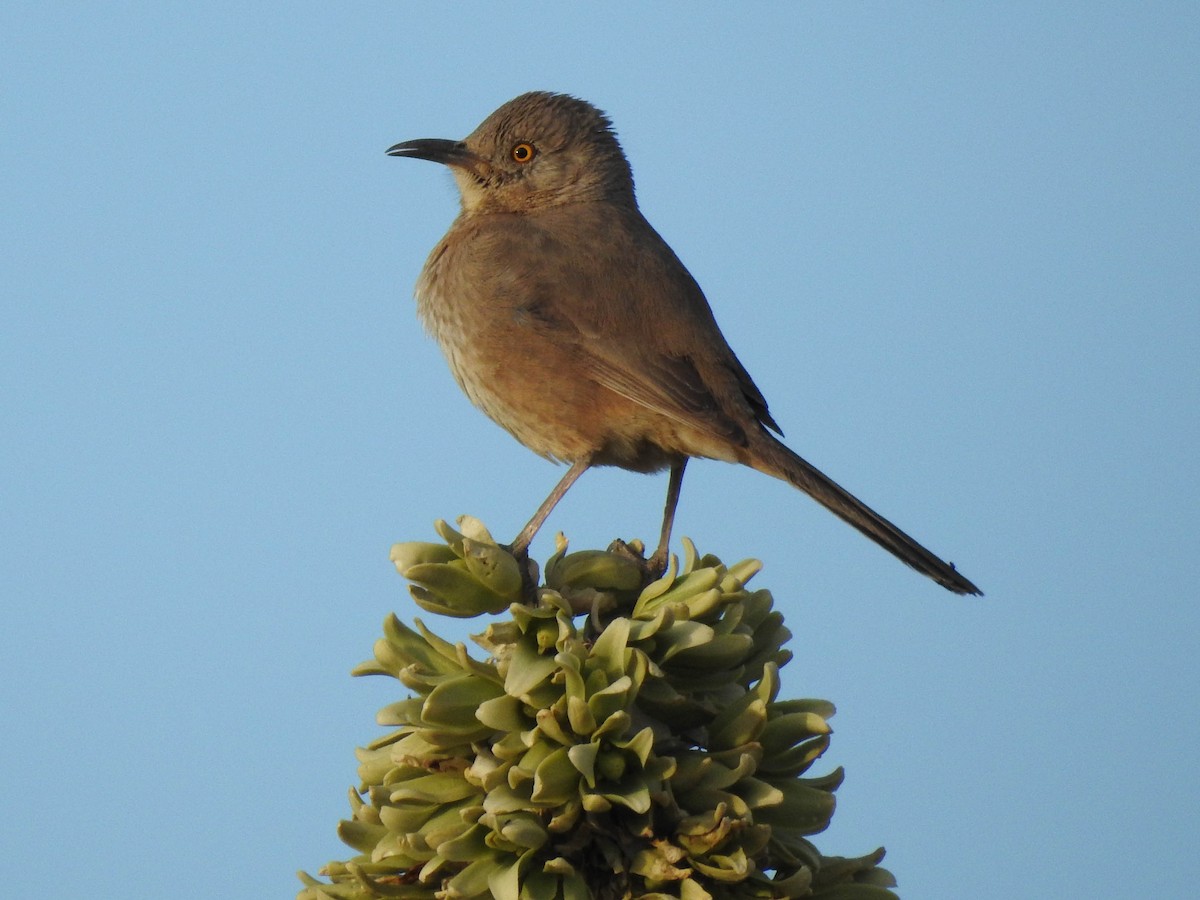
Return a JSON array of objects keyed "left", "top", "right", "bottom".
[{"left": 511, "top": 142, "right": 536, "bottom": 163}]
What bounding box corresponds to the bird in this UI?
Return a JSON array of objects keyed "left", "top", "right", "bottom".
[{"left": 386, "top": 91, "right": 981, "bottom": 595}]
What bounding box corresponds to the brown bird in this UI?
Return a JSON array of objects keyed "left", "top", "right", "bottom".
[{"left": 387, "top": 91, "right": 980, "bottom": 595}]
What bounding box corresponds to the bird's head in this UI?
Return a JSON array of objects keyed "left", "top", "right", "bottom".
[{"left": 387, "top": 91, "right": 636, "bottom": 214}]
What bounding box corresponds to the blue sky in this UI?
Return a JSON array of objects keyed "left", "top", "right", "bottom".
[{"left": 2, "top": 3, "right": 1197, "bottom": 897}]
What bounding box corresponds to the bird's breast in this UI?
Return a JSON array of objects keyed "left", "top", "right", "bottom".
[{"left": 414, "top": 226, "right": 597, "bottom": 462}]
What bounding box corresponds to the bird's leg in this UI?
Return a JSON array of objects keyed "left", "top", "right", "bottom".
[
  {"left": 645, "top": 459, "right": 687, "bottom": 577},
  {"left": 510, "top": 457, "right": 592, "bottom": 556}
]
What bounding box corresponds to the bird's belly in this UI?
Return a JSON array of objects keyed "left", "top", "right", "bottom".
[{"left": 429, "top": 325, "right": 675, "bottom": 472}]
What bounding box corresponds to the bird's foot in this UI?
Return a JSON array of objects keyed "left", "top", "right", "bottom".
[
  {"left": 502, "top": 541, "right": 541, "bottom": 604},
  {"left": 607, "top": 538, "right": 669, "bottom": 586},
  {"left": 643, "top": 549, "right": 670, "bottom": 582}
]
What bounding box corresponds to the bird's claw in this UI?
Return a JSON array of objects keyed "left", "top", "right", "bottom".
[{"left": 606, "top": 538, "right": 668, "bottom": 586}]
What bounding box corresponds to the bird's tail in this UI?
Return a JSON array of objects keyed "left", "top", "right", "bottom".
[{"left": 749, "top": 437, "right": 982, "bottom": 595}]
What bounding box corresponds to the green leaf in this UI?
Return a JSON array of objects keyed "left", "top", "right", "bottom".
[
  {"left": 531, "top": 747, "right": 581, "bottom": 805},
  {"left": 422, "top": 674, "right": 504, "bottom": 728},
  {"left": 476, "top": 694, "right": 529, "bottom": 732},
  {"left": 504, "top": 638, "right": 559, "bottom": 698},
  {"left": 567, "top": 742, "right": 599, "bottom": 786}
]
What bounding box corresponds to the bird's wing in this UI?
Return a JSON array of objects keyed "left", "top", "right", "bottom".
[
  {"left": 496, "top": 211, "right": 780, "bottom": 445},
  {"left": 582, "top": 349, "right": 751, "bottom": 445}
]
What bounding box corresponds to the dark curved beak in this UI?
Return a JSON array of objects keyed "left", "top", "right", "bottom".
[{"left": 386, "top": 138, "right": 479, "bottom": 170}]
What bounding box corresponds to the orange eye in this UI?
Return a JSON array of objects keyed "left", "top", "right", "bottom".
[{"left": 511, "top": 142, "right": 536, "bottom": 163}]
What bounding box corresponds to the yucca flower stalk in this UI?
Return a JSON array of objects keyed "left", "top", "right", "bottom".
[{"left": 299, "top": 517, "right": 897, "bottom": 900}]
